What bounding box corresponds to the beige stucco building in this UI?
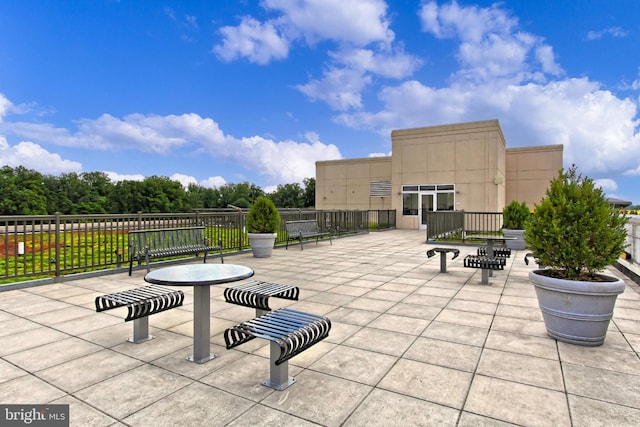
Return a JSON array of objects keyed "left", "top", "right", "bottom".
[{"left": 316, "top": 120, "right": 563, "bottom": 229}]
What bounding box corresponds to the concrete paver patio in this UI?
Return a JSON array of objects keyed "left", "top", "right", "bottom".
[{"left": 1, "top": 229, "right": 640, "bottom": 426}]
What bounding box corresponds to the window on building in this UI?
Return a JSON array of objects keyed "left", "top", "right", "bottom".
[
  {"left": 402, "top": 184, "right": 455, "bottom": 215},
  {"left": 437, "top": 192, "right": 454, "bottom": 210},
  {"left": 402, "top": 193, "right": 418, "bottom": 215}
]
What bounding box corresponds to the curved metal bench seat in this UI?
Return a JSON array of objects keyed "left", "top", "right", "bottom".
[
  {"left": 224, "top": 308, "right": 331, "bottom": 390},
  {"left": 224, "top": 280, "right": 299, "bottom": 313},
  {"left": 95, "top": 285, "right": 184, "bottom": 343},
  {"left": 477, "top": 246, "right": 511, "bottom": 257},
  {"left": 426, "top": 247, "right": 460, "bottom": 273},
  {"left": 464, "top": 255, "right": 506, "bottom": 270}
]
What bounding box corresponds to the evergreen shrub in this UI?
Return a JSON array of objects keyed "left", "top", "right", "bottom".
[
  {"left": 524, "top": 165, "right": 627, "bottom": 280},
  {"left": 246, "top": 196, "right": 281, "bottom": 233},
  {"left": 502, "top": 200, "right": 530, "bottom": 230}
]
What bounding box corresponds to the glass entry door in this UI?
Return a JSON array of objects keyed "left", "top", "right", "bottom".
[{"left": 419, "top": 193, "right": 434, "bottom": 230}]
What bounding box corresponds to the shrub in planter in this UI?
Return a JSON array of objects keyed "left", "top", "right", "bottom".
[
  {"left": 246, "top": 196, "right": 281, "bottom": 257},
  {"left": 502, "top": 200, "right": 530, "bottom": 250},
  {"left": 524, "top": 165, "right": 627, "bottom": 280},
  {"left": 524, "top": 165, "right": 628, "bottom": 346},
  {"left": 502, "top": 200, "right": 530, "bottom": 230},
  {"left": 247, "top": 196, "right": 281, "bottom": 233}
]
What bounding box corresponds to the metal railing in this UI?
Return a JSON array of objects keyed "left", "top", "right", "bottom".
[
  {"left": 425, "top": 211, "right": 503, "bottom": 241},
  {"left": 0, "top": 209, "right": 395, "bottom": 282},
  {"left": 624, "top": 215, "right": 640, "bottom": 267}
]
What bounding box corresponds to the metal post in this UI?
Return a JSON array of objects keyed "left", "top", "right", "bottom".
[
  {"left": 54, "top": 212, "right": 61, "bottom": 279},
  {"left": 487, "top": 240, "right": 495, "bottom": 277},
  {"left": 439, "top": 251, "right": 447, "bottom": 273},
  {"left": 129, "top": 317, "right": 153, "bottom": 343},
  {"left": 262, "top": 341, "right": 295, "bottom": 390},
  {"left": 481, "top": 268, "right": 490, "bottom": 285},
  {"left": 188, "top": 285, "right": 216, "bottom": 363}
]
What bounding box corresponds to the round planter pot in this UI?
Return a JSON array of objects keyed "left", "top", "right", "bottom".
[
  {"left": 529, "top": 269, "right": 625, "bottom": 346},
  {"left": 502, "top": 229, "right": 526, "bottom": 250},
  {"left": 247, "top": 233, "right": 277, "bottom": 258}
]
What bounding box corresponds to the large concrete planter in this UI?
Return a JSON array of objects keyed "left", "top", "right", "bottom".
[
  {"left": 503, "top": 229, "right": 526, "bottom": 250},
  {"left": 529, "top": 269, "right": 625, "bottom": 346},
  {"left": 247, "top": 233, "right": 277, "bottom": 258}
]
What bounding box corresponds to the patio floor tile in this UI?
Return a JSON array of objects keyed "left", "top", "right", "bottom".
[
  {"left": 310, "top": 345, "right": 397, "bottom": 385},
  {"left": 378, "top": 358, "right": 472, "bottom": 409},
  {"left": 404, "top": 337, "right": 481, "bottom": 372},
  {"left": 464, "top": 375, "right": 570, "bottom": 427},
  {"left": 563, "top": 363, "right": 640, "bottom": 407},
  {"left": 261, "top": 370, "right": 371, "bottom": 427},
  {"left": 422, "top": 321, "right": 489, "bottom": 347},
  {"left": 344, "top": 388, "right": 459, "bottom": 426},
  {"left": 476, "top": 349, "right": 564, "bottom": 391},
  {"left": 124, "top": 381, "right": 253, "bottom": 427},
  {"left": 568, "top": 395, "right": 640, "bottom": 427},
  {"left": 75, "top": 364, "right": 192, "bottom": 419}
]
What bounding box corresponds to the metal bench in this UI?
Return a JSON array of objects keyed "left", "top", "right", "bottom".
[
  {"left": 128, "top": 226, "right": 223, "bottom": 275},
  {"left": 224, "top": 308, "right": 331, "bottom": 390},
  {"left": 224, "top": 280, "right": 300, "bottom": 317},
  {"left": 426, "top": 247, "right": 460, "bottom": 273},
  {"left": 524, "top": 252, "right": 545, "bottom": 268},
  {"left": 95, "top": 285, "right": 184, "bottom": 343},
  {"left": 463, "top": 255, "right": 506, "bottom": 285},
  {"left": 285, "top": 220, "right": 332, "bottom": 250},
  {"left": 477, "top": 245, "right": 511, "bottom": 257}
]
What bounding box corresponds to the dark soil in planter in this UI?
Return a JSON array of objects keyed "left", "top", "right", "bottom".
[{"left": 536, "top": 269, "right": 619, "bottom": 282}]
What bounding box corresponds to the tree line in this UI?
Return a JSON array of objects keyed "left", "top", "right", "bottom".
[{"left": 0, "top": 166, "right": 316, "bottom": 215}]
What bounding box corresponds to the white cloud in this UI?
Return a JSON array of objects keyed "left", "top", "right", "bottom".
[
  {"left": 170, "top": 173, "right": 198, "bottom": 189},
  {"left": 296, "top": 67, "right": 371, "bottom": 110},
  {"left": 104, "top": 171, "right": 145, "bottom": 182},
  {"left": 214, "top": 17, "right": 289, "bottom": 64},
  {"left": 262, "top": 0, "right": 394, "bottom": 46},
  {"left": 168, "top": 173, "right": 225, "bottom": 190},
  {"left": 1, "top": 101, "right": 341, "bottom": 186},
  {"left": 200, "top": 176, "right": 226, "bottom": 189},
  {"left": 586, "top": 26, "right": 628, "bottom": 40},
  {"left": 226, "top": 133, "right": 341, "bottom": 183},
  {"left": 0, "top": 136, "right": 82, "bottom": 174},
  {"left": 419, "top": 1, "right": 563, "bottom": 84},
  {"left": 595, "top": 178, "right": 618, "bottom": 192},
  {"left": 0, "top": 93, "right": 11, "bottom": 122},
  {"left": 214, "top": 0, "right": 417, "bottom": 110},
  {"left": 102, "top": 171, "right": 225, "bottom": 189},
  {"left": 3, "top": 113, "right": 228, "bottom": 153},
  {"left": 328, "top": 46, "right": 421, "bottom": 79}
]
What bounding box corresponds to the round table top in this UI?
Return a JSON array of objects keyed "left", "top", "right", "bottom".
[{"left": 144, "top": 264, "right": 254, "bottom": 287}]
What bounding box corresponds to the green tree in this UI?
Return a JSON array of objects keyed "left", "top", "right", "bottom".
[
  {"left": 78, "top": 172, "right": 111, "bottom": 214},
  {"left": 0, "top": 166, "right": 48, "bottom": 214},
  {"left": 302, "top": 177, "right": 315, "bottom": 208},
  {"left": 270, "top": 183, "right": 304, "bottom": 208},
  {"left": 186, "top": 183, "right": 204, "bottom": 210},
  {"left": 216, "top": 182, "right": 264, "bottom": 209},
  {"left": 140, "top": 176, "right": 188, "bottom": 213},
  {"left": 108, "top": 180, "right": 146, "bottom": 213}
]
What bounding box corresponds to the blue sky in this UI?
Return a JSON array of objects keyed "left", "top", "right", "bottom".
[{"left": 1, "top": 1, "right": 639, "bottom": 203}]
